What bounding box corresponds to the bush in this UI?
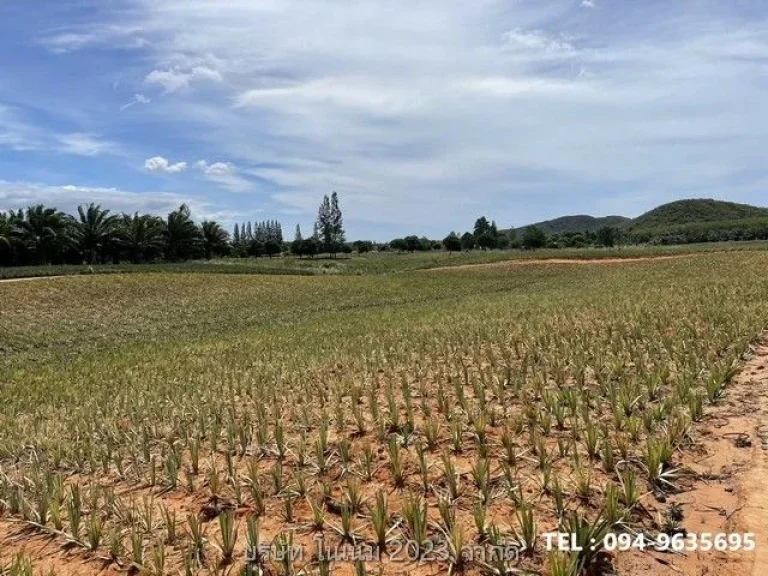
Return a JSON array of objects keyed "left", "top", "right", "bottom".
[
  {"left": 522, "top": 226, "right": 547, "bottom": 249},
  {"left": 443, "top": 233, "right": 462, "bottom": 252},
  {"left": 476, "top": 232, "right": 497, "bottom": 250}
]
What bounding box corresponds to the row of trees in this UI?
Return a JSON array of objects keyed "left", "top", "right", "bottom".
[
  {"left": 0, "top": 203, "right": 234, "bottom": 266},
  {"left": 387, "top": 217, "right": 533, "bottom": 253},
  {"left": 232, "top": 221, "right": 284, "bottom": 258},
  {"left": 385, "top": 220, "right": 623, "bottom": 253},
  {"left": 2, "top": 195, "right": 646, "bottom": 268},
  {"left": 0, "top": 193, "right": 350, "bottom": 267},
  {"left": 289, "top": 192, "right": 347, "bottom": 258}
]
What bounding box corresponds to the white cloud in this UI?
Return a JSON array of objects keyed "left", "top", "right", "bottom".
[
  {"left": 1, "top": 107, "right": 125, "bottom": 158},
  {"left": 197, "top": 160, "right": 232, "bottom": 176},
  {"left": 120, "top": 93, "right": 152, "bottom": 111},
  {"left": 1, "top": 108, "right": 123, "bottom": 157},
  {"left": 55, "top": 133, "right": 117, "bottom": 157},
  {"left": 40, "top": 25, "right": 148, "bottom": 53},
  {"left": 0, "top": 104, "right": 41, "bottom": 151},
  {"left": 144, "top": 156, "right": 188, "bottom": 173},
  {"left": 0, "top": 180, "right": 211, "bottom": 220},
  {"left": 42, "top": 33, "right": 95, "bottom": 54},
  {"left": 145, "top": 69, "right": 190, "bottom": 93},
  {"left": 21, "top": 1, "right": 768, "bottom": 236},
  {"left": 145, "top": 66, "right": 222, "bottom": 93},
  {"left": 196, "top": 160, "right": 254, "bottom": 192},
  {"left": 501, "top": 29, "right": 577, "bottom": 57},
  {"left": 459, "top": 76, "right": 589, "bottom": 98}
]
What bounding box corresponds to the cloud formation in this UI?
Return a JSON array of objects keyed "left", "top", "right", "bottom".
[
  {"left": 5, "top": 1, "right": 768, "bottom": 239},
  {"left": 144, "top": 156, "right": 188, "bottom": 173},
  {"left": 120, "top": 94, "right": 151, "bottom": 111},
  {"left": 197, "top": 160, "right": 254, "bottom": 193},
  {"left": 0, "top": 180, "right": 212, "bottom": 219},
  {"left": 145, "top": 66, "right": 223, "bottom": 93},
  {"left": 56, "top": 133, "right": 117, "bottom": 157}
]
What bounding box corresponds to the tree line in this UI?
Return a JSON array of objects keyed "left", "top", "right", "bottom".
[
  {"left": 8, "top": 191, "right": 755, "bottom": 267},
  {"left": 383, "top": 218, "right": 606, "bottom": 253},
  {"left": 0, "top": 192, "right": 351, "bottom": 267},
  {"left": 0, "top": 195, "right": 612, "bottom": 268},
  {"left": 0, "top": 203, "right": 232, "bottom": 266}
]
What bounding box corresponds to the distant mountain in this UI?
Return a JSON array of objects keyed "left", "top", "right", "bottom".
[
  {"left": 629, "top": 199, "right": 768, "bottom": 232},
  {"left": 512, "top": 199, "right": 768, "bottom": 237},
  {"left": 510, "top": 215, "right": 630, "bottom": 236}
]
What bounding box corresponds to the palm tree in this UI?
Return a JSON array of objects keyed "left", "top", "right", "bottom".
[
  {"left": 166, "top": 204, "right": 202, "bottom": 261},
  {"left": 71, "top": 203, "right": 118, "bottom": 264},
  {"left": 201, "top": 221, "right": 230, "bottom": 260},
  {"left": 14, "top": 204, "right": 70, "bottom": 264},
  {"left": 0, "top": 212, "right": 17, "bottom": 264},
  {"left": 0, "top": 212, "right": 14, "bottom": 251},
  {"left": 118, "top": 213, "right": 166, "bottom": 263}
]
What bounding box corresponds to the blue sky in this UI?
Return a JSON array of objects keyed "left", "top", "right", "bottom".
[{"left": 1, "top": 1, "right": 767, "bottom": 240}]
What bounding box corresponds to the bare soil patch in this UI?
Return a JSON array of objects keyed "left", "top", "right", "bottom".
[
  {"left": 0, "top": 275, "right": 66, "bottom": 283},
  {"left": 617, "top": 336, "right": 768, "bottom": 576},
  {"left": 428, "top": 254, "right": 691, "bottom": 272}
]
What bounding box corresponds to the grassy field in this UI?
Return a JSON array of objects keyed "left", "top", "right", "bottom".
[
  {"left": 1, "top": 250, "right": 768, "bottom": 575},
  {"left": 4, "top": 239, "right": 768, "bottom": 280}
]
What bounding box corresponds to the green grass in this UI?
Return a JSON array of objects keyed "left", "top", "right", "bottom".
[{"left": 4, "top": 240, "right": 768, "bottom": 280}]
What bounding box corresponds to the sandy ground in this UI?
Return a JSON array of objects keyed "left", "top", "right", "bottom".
[
  {"left": 427, "top": 254, "right": 691, "bottom": 272},
  {"left": 617, "top": 336, "right": 768, "bottom": 576},
  {"left": 0, "top": 275, "right": 65, "bottom": 283}
]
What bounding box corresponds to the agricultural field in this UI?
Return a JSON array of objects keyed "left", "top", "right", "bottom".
[
  {"left": 4, "top": 239, "right": 768, "bottom": 281},
  {"left": 1, "top": 250, "right": 768, "bottom": 575}
]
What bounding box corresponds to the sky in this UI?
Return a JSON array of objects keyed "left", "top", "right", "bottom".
[{"left": 1, "top": 1, "right": 767, "bottom": 240}]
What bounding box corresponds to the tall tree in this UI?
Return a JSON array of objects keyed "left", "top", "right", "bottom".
[
  {"left": 316, "top": 194, "right": 333, "bottom": 253},
  {"left": 0, "top": 212, "right": 13, "bottom": 252},
  {"left": 119, "top": 213, "right": 166, "bottom": 263},
  {"left": 201, "top": 221, "right": 230, "bottom": 260},
  {"left": 71, "top": 203, "right": 118, "bottom": 263},
  {"left": 274, "top": 221, "right": 284, "bottom": 244},
  {"left": 315, "top": 192, "right": 346, "bottom": 256},
  {"left": 14, "top": 204, "right": 70, "bottom": 264},
  {"left": 233, "top": 223, "right": 241, "bottom": 246},
  {"left": 473, "top": 217, "right": 492, "bottom": 239},
  {"left": 330, "top": 192, "right": 345, "bottom": 249},
  {"left": 0, "top": 212, "right": 16, "bottom": 264},
  {"left": 166, "top": 204, "right": 201, "bottom": 261},
  {"left": 291, "top": 224, "right": 303, "bottom": 257}
]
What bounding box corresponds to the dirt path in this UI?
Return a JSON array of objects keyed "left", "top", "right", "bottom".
[
  {"left": 426, "top": 254, "right": 691, "bottom": 272},
  {"left": 0, "top": 275, "right": 66, "bottom": 283},
  {"left": 618, "top": 336, "right": 768, "bottom": 576}
]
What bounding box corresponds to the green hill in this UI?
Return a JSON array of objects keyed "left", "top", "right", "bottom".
[
  {"left": 510, "top": 199, "right": 768, "bottom": 245},
  {"left": 512, "top": 215, "right": 630, "bottom": 236},
  {"left": 630, "top": 199, "right": 768, "bottom": 232}
]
